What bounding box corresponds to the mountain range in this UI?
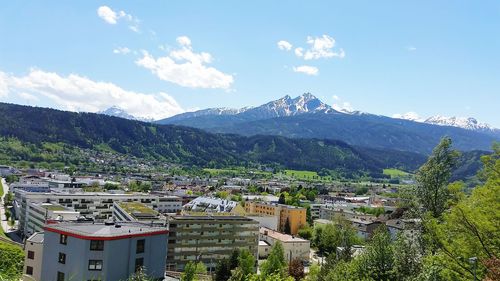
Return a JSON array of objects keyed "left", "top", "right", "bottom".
[
  {"left": 156, "top": 93, "right": 499, "bottom": 154},
  {"left": 0, "top": 102, "right": 431, "bottom": 177}
]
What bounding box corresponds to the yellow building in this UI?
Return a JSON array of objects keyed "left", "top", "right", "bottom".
[{"left": 245, "top": 202, "right": 306, "bottom": 235}]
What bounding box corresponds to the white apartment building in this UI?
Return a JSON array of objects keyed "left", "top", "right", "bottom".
[{"left": 14, "top": 189, "right": 182, "bottom": 237}]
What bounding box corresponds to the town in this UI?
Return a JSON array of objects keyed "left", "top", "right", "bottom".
[{"left": 1, "top": 161, "right": 416, "bottom": 280}]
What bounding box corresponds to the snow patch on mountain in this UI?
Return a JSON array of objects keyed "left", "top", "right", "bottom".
[{"left": 99, "top": 106, "right": 152, "bottom": 122}]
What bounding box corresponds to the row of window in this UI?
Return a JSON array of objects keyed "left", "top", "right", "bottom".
[
  {"left": 51, "top": 258, "right": 143, "bottom": 280},
  {"left": 59, "top": 234, "right": 144, "bottom": 253}
]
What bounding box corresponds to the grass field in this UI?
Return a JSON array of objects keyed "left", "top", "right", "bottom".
[
  {"left": 383, "top": 168, "right": 410, "bottom": 178},
  {"left": 283, "top": 169, "right": 333, "bottom": 181},
  {"left": 203, "top": 168, "right": 272, "bottom": 176}
]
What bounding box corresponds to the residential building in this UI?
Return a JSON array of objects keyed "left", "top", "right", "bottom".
[
  {"left": 245, "top": 201, "right": 306, "bottom": 235},
  {"left": 183, "top": 197, "right": 244, "bottom": 214},
  {"left": 40, "top": 222, "right": 168, "bottom": 281},
  {"left": 166, "top": 215, "right": 259, "bottom": 272},
  {"left": 14, "top": 189, "right": 178, "bottom": 237},
  {"left": 22, "top": 201, "right": 80, "bottom": 237},
  {"left": 23, "top": 232, "right": 44, "bottom": 281},
  {"left": 258, "top": 227, "right": 310, "bottom": 262}
]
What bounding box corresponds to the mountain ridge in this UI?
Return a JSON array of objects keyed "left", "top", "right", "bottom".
[{"left": 157, "top": 93, "right": 499, "bottom": 154}]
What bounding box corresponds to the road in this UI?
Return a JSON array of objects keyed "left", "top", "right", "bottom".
[{"left": 1, "top": 178, "right": 22, "bottom": 243}]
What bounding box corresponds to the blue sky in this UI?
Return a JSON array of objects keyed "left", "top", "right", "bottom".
[{"left": 0, "top": 1, "right": 499, "bottom": 126}]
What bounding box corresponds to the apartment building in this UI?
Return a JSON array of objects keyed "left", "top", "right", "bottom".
[
  {"left": 14, "top": 190, "right": 181, "bottom": 237},
  {"left": 245, "top": 201, "right": 306, "bottom": 235},
  {"left": 40, "top": 222, "right": 168, "bottom": 281},
  {"left": 166, "top": 215, "right": 259, "bottom": 272},
  {"left": 21, "top": 201, "right": 80, "bottom": 237},
  {"left": 259, "top": 227, "right": 310, "bottom": 262},
  {"left": 23, "top": 232, "right": 44, "bottom": 281}
]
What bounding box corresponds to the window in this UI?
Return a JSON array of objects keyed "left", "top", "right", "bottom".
[
  {"left": 90, "top": 240, "right": 104, "bottom": 251},
  {"left": 136, "top": 239, "right": 145, "bottom": 254},
  {"left": 27, "top": 250, "right": 35, "bottom": 259},
  {"left": 58, "top": 252, "right": 66, "bottom": 264},
  {"left": 57, "top": 271, "right": 65, "bottom": 281},
  {"left": 59, "top": 234, "right": 67, "bottom": 245},
  {"left": 135, "top": 258, "right": 144, "bottom": 272},
  {"left": 26, "top": 266, "right": 33, "bottom": 275},
  {"left": 88, "top": 260, "right": 103, "bottom": 271}
]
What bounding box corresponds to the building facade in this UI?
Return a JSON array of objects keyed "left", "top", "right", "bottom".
[
  {"left": 40, "top": 222, "right": 168, "bottom": 281},
  {"left": 23, "top": 232, "right": 44, "bottom": 281},
  {"left": 166, "top": 215, "right": 259, "bottom": 272},
  {"left": 245, "top": 202, "right": 306, "bottom": 235},
  {"left": 258, "top": 227, "right": 310, "bottom": 262}
]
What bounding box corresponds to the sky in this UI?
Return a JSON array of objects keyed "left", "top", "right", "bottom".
[{"left": 0, "top": 1, "right": 499, "bottom": 126}]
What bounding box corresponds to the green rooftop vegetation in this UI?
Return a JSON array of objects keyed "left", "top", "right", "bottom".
[
  {"left": 42, "top": 204, "right": 67, "bottom": 211},
  {"left": 118, "top": 202, "right": 158, "bottom": 215}
]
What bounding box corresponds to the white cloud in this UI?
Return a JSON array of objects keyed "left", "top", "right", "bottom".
[
  {"left": 277, "top": 40, "right": 293, "bottom": 51},
  {"left": 0, "top": 68, "right": 183, "bottom": 120},
  {"left": 302, "top": 35, "right": 345, "bottom": 60},
  {"left": 113, "top": 47, "right": 131, "bottom": 55},
  {"left": 136, "top": 36, "right": 234, "bottom": 89},
  {"left": 392, "top": 112, "right": 423, "bottom": 122},
  {"left": 97, "top": 6, "right": 118, "bottom": 24},
  {"left": 331, "top": 95, "right": 354, "bottom": 113},
  {"left": 332, "top": 102, "right": 353, "bottom": 113},
  {"left": 18, "top": 92, "right": 39, "bottom": 102},
  {"left": 294, "top": 47, "right": 303, "bottom": 57},
  {"left": 407, "top": 46, "right": 417, "bottom": 51},
  {"left": 292, "top": 65, "right": 319, "bottom": 76},
  {"left": 97, "top": 6, "right": 140, "bottom": 32}
]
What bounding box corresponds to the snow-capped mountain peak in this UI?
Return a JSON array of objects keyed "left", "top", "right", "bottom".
[
  {"left": 424, "top": 115, "right": 493, "bottom": 131},
  {"left": 99, "top": 106, "right": 152, "bottom": 122}
]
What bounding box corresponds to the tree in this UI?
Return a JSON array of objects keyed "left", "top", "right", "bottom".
[
  {"left": 260, "top": 242, "right": 287, "bottom": 278},
  {"left": 392, "top": 232, "right": 423, "bottom": 280},
  {"left": 278, "top": 193, "right": 286, "bottom": 204},
  {"left": 425, "top": 145, "right": 500, "bottom": 281},
  {"left": 237, "top": 248, "right": 255, "bottom": 276},
  {"left": 362, "top": 226, "right": 395, "bottom": 281},
  {"left": 229, "top": 248, "right": 241, "bottom": 270},
  {"left": 288, "top": 258, "right": 305, "bottom": 281},
  {"left": 181, "top": 261, "right": 206, "bottom": 281},
  {"left": 0, "top": 243, "right": 24, "bottom": 280},
  {"left": 297, "top": 226, "right": 313, "bottom": 240},
  {"left": 284, "top": 217, "right": 291, "bottom": 235},
  {"left": 415, "top": 137, "right": 459, "bottom": 218},
  {"left": 214, "top": 259, "right": 231, "bottom": 281}
]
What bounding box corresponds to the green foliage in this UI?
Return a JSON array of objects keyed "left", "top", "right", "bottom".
[
  {"left": 104, "top": 182, "right": 120, "bottom": 190},
  {"left": 423, "top": 146, "right": 500, "bottom": 280},
  {"left": 297, "top": 226, "right": 313, "bottom": 240},
  {"left": 416, "top": 137, "right": 460, "bottom": 218},
  {"left": 214, "top": 259, "right": 231, "bottom": 281},
  {"left": 260, "top": 242, "right": 287, "bottom": 279},
  {"left": 361, "top": 226, "right": 395, "bottom": 280},
  {"left": 0, "top": 242, "right": 24, "bottom": 280},
  {"left": 215, "top": 191, "right": 229, "bottom": 199},
  {"left": 128, "top": 180, "right": 152, "bottom": 192},
  {"left": 181, "top": 261, "right": 207, "bottom": 281},
  {"left": 237, "top": 249, "right": 256, "bottom": 276},
  {"left": 316, "top": 218, "right": 360, "bottom": 257}
]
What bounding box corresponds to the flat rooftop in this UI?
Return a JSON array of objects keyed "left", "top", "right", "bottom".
[
  {"left": 45, "top": 222, "right": 168, "bottom": 240},
  {"left": 118, "top": 202, "right": 158, "bottom": 215},
  {"left": 260, "top": 227, "right": 308, "bottom": 243},
  {"left": 169, "top": 215, "right": 256, "bottom": 222}
]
